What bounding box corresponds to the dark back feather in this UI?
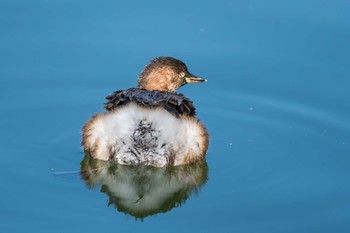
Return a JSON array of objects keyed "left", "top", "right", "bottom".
[{"left": 105, "top": 88, "right": 196, "bottom": 117}]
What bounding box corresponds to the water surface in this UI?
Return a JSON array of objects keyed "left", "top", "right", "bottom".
[{"left": 1, "top": 0, "right": 349, "bottom": 232}]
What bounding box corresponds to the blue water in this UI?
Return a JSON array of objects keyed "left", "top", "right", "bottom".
[{"left": 1, "top": 0, "right": 350, "bottom": 232}]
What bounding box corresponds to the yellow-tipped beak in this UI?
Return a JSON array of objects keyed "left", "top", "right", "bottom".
[{"left": 185, "top": 76, "right": 207, "bottom": 84}]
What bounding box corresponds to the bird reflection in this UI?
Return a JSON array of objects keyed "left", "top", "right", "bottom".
[{"left": 80, "top": 154, "right": 208, "bottom": 220}]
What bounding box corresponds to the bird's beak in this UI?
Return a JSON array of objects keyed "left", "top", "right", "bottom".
[{"left": 185, "top": 75, "right": 207, "bottom": 84}]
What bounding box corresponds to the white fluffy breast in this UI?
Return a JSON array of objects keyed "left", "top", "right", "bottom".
[{"left": 82, "top": 103, "right": 208, "bottom": 166}]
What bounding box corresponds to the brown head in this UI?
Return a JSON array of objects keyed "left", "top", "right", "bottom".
[{"left": 138, "top": 57, "right": 206, "bottom": 92}]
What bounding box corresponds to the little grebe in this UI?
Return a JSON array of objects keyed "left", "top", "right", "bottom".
[{"left": 82, "top": 57, "right": 209, "bottom": 167}]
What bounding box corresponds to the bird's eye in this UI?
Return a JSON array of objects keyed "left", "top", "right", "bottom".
[{"left": 180, "top": 72, "right": 186, "bottom": 78}]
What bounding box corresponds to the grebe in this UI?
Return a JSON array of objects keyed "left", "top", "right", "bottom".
[{"left": 82, "top": 57, "right": 209, "bottom": 167}]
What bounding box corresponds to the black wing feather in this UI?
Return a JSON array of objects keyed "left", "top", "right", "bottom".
[{"left": 104, "top": 88, "right": 196, "bottom": 117}]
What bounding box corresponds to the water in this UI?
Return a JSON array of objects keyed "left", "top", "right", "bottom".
[{"left": 1, "top": 0, "right": 350, "bottom": 232}]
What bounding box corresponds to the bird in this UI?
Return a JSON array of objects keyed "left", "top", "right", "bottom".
[{"left": 82, "top": 56, "right": 209, "bottom": 167}]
